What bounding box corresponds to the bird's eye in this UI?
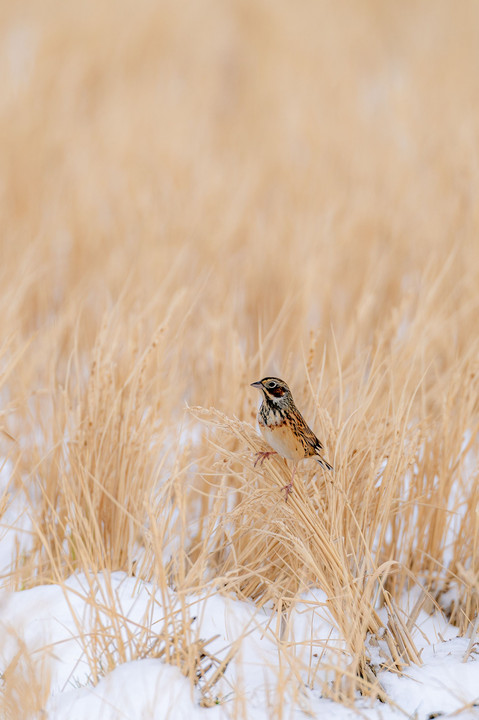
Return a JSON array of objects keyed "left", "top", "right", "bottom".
[{"left": 268, "top": 381, "right": 277, "bottom": 389}]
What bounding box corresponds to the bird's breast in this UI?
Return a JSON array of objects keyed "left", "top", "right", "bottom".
[{"left": 258, "top": 411, "right": 306, "bottom": 461}]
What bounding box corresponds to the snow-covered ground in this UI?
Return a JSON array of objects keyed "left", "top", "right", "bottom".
[
  {"left": 1, "top": 572, "right": 478, "bottom": 719},
  {"left": 1, "top": 461, "right": 478, "bottom": 719}
]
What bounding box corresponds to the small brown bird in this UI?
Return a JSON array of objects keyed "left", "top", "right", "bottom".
[{"left": 251, "top": 377, "right": 333, "bottom": 501}]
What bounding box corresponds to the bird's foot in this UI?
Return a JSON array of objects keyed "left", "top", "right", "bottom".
[
  {"left": 254, "top": 450, "right": 277, "bottom": 467},
  {"left": 281, "top": 481, "right": 294, "bottom": 502}
]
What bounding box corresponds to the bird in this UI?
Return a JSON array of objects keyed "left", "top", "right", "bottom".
[{"left": 250, "top": 377, "right": 333, "bottom": 501}]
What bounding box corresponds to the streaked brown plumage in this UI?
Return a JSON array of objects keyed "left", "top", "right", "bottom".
[{"left": 251, "top": 377, "right": 333, "bottom": 501}]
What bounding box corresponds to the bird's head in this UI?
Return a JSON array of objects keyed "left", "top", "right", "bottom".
[{"left": 250, "top": 377, "right": 292, "bottom": 406}]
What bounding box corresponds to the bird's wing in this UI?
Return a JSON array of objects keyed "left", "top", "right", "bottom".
[{"left": 290, "top": 407, "right": 324, "bottom": 453}]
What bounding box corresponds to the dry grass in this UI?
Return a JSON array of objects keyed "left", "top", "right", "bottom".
[{"left": 1, "top": 0, "right": 479, "bottom": 714}]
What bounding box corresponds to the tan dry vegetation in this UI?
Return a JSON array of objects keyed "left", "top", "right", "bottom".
[{"left": 1, "top": 0, "right": 479, "bottom": 714}]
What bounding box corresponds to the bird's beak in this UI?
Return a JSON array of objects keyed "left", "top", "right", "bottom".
[{"left": 250, "top": 381, "right": 263, "bottom": 389}]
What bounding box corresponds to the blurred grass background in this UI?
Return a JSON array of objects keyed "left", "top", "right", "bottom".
[{"left": 3, "top": 0, "right": 479, "bottom": 358}]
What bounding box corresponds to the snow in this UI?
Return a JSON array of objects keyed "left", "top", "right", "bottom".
[
  {"left": 1, "top": 459, "right": 478, "bottom": 719},
  {"left": 381, "top": 638, "right": 479, "bottom": 718},
  {"left": 1, "top": 571, "right": 478, "bottom": 718},
  {"left": 47, "top": 661, "right": 222, "bottom": 720}
]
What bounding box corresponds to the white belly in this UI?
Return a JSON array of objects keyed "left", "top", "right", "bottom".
[{"left": 259, "top": 420, "right": 305, "bottom": 461}]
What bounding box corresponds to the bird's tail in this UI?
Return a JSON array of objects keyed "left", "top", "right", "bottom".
[{"left": 316, "top": 456, "right": 333, "bottom": 472}]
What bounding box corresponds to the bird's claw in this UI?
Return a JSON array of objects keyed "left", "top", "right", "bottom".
[
  {"left": 253, "top": 450, "right": 277, "bottom": 468},
  {"left": 281, "top": 482, "right": 294, "bottom": 502}
]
